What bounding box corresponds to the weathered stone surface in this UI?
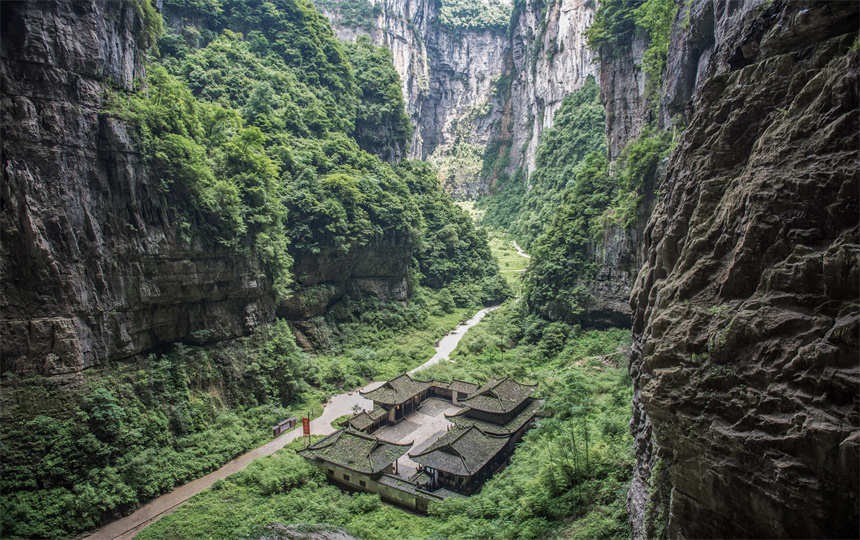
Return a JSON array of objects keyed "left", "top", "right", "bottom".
[
  {"left": 628, "top": 0, "right": 859, "bottom": 537},
  {"left": 280, "top": 234, "right": 411, "bottom": 320},
  {"left": 0, "top": 0, "right": 273, "bottom": 376},
  {"left": 599, "top": 30, "right": 649, "bottom": 163},
  {"left": 581, "top": 226, "right": 639, "bottom": 329},
  {"left": 321, "top": 0, "right": 596, "bottom": 197},
  {"left": 507, "top": 0, "right": 597, "bottom": 177},
  {"left": 0, "top": 0, "right": 413, "bottom": 374}
]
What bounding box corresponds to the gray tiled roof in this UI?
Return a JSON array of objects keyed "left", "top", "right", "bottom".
[
  {"left": 409, "top": 426, "right": 508, "bottom": 476},
  {"left": 348, "top": 412, "right": 373, "bottom": 431},
  {"left": 347, "top": 406, "right": 387, "bottom": 431},
  {"left": 448, "top": 379, "right": 479, "bottom": 394},
  {"left": 297, "top": 429, "right": 410, "bottom": 474},
  {"left": 360, "top": 373, "right": 433, "bottom": 405},
  {"left": 430, "top": 487, "right": 468, "bottom": 499},
  {"left": 377, "top": 474, "right": 442, "bottom": 500},
  {"left": 459, "top": 377, "right": 537, "bottom": 414},
  {"left": 448, "top": 398, "right": 543, "bottom": 434}
]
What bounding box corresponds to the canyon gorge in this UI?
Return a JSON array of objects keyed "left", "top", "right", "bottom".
[{"left": 1, "top": 0, "right": 857, "bottom": 538}]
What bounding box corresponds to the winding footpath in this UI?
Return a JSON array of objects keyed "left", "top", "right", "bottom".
[
  {"left": 86, "top": 305, "right": 500, "bottom": 540},
  {"left": 408, "top": 305, "right": 499, "bottom": 375},
  {"left": 512, "top": 240, "right": 531, "bottom": 259}
]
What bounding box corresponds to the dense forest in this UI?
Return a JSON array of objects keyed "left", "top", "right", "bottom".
[
  {"left": 477, "top": 0, "right": 675, "bottom": 325},
  {"left": 1, "top": 0, "right": 856, "bottom": 538}
]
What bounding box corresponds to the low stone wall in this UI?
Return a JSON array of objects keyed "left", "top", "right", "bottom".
[{"left": 312, "top": 462, "right": 442, "bottom": 514}]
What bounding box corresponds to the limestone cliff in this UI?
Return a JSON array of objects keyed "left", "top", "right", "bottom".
[
  {"left": 598, "top": 30, "right": 649, "bottom": 162},
  {"left": 1, "top": 0, "right": 278, "bottom": 376},
  {"left": 319, "top": 0, "right": 597, "bottom": 197},
  {"left": 627, "top": 0, "right": 859, "bottom": 537},
  {"left": 507, "top": 0, "right": 597, "bottom": 176},
  {"left": 0, "top": 0, "right": 414, "bottom": 375}
]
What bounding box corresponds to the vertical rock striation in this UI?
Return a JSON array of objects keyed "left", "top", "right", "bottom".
[
  {"left": 320, "top": 0, "right": 597, "bottom": 197},
  {"left": 0, "top": 0, "right": 277, "bottom": 376},
  {"left": 507, "top": 0, "right": 597, "bottom": 177},
  {"left": 598, "top": 30, "right": 649, "bottom": 163},
  {"left": 1, "top": 0, "right": 417, "bottom": 375},
  {"left": 628, "top": 0, "right": 859, "bottom": 537}
]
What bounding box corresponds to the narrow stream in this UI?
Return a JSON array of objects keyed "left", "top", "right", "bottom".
[{"left": 85, "top": 304, "right": 500, "bottom": 540}]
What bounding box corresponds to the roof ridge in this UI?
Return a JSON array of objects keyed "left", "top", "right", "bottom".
[
  {"left": 444, "top": 407, "right": 470, "bottom": 418},
  {"left": 449, "top": 425, "right": 478, "bottom": 446},
  {"left": 308, "top": 429, "right": 343, "bottom": 449}
]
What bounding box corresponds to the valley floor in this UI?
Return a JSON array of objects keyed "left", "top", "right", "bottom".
[
  {"left": 87, "top": 305, "right": 499, "bottom": 539},
  {"left": 133, "top": 303, "right": 634, "bottom": 540}
]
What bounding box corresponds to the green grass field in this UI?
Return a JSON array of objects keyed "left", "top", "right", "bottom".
[{"left": 456, "top": 202, "right": 529, "bottom": 291}]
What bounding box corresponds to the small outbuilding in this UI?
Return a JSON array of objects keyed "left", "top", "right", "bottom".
[
  {"left": 359, "top": 373, "right": 433, "bottom": 423},
  {"left": 298, "top": 429, "right": 411, "bottom": 491}
]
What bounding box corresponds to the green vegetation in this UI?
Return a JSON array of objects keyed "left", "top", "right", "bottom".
[
  {"left": 585, "top": 0, "right": 643, "bottom": 55},
  {"left": 586, "top": 0, "right": 677, "bottom": 100},
  {"left": 0, "top": 302, "right": 478, "bottom": 538},
  {"left": 475, "top": 72, "right": 671, "bottom": 322},
  {"left": 478, "top": 76, "right": 606, "bottom": 251},
  {"left": 114, "top": 0, "right": 506, "bottom": 304},
  {"left": 524, "top": 126, "right": 671, "bottom": 322},
  {"left": 634, "top": 0, "right": 677, "bottom": 100},
  {"left": 347, "top": 37, "right": 414, "bottom": 161},
  {"left": 0, "top": 322, "right": 319, "bottom": 538},
  {"left": 1, "top": 0, "right": 514, "bottom": 536},
  {"left": 136, "top": 304, "right": 634, "bottom": 540},
  {"left": 312, "top": 0, "right": 381, "bottom": 30},
  {"left": 159, "top": 0, "right": 409, "bottom": 157},
  {"left": 439, "top": 0, "right": 513, "bottom": 32}
]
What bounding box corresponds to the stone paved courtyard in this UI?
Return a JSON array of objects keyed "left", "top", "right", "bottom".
[{"left": 371, "top": 397, "right": 463, "bottom": 478}]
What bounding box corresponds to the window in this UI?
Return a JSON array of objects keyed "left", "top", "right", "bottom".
[
  {"left": 359, "top": 480, "right": 366, "bottom": 487},
  {"left": 328, "top": 469, "right": 334, "bottom": 476},
  {"left": 344, "top": 474, "right": 350, "bottom": 481}
]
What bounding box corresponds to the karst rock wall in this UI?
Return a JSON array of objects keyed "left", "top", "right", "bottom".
[
  {"left": 626, "top": 0, "right": 859, "bottom": 537},
  {"left": 0, "top": 0, "right": 277, "bottom": 376},
  {"left": 506, "top": 0, "right": 597, "bottom": 176},
  {"left": 0, "top": 0, "right": 413, "bottom": 376},
  {"left": 322, "top": 0, "right": 597, "bottom": 196}
]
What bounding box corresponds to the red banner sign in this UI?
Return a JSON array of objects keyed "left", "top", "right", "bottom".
[{"left": 302, "top": 417, "right": 310, "bottom": 435}]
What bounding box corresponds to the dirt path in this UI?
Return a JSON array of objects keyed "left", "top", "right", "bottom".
[
  {"left": 86, "top": 305, "right": 495, "bottom": 539},
  {"left": 408, "top": 305, "right": 500, "bottom": 375},
  {"left": 85, "top": 382, "right": 385, "bottom": 540},
  {"left": 512, "top": 240, "right": 531, "bottom": 259}
]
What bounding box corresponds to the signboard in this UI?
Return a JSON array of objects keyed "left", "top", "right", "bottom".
[{"left": 303, "top": 417, "right": 310, "bottom": 435}]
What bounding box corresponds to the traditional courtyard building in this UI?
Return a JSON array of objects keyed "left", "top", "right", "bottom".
[
  {"left": 410, "top": 377, "right": 542, "bottom": 494},
  {"left": 409, "top": 425, "right": 510, "bottom": 494},
  {"left": 456, "top": 376, "right": 538, "bottom": 424},
  {"left": 297, "top": 429, "right": 411, "bottom": 489},
  {"left": 429, "top": 379, "right": 479, "bottom": 405},
  {"left": 345, "top": 406, "right": 388, "bottom": 433},
  {"left": 300, "top": 374, "right": 544, "bottom": 510},
  {"left": 359, "top": 373, "right": 433, "bottom": 423}
]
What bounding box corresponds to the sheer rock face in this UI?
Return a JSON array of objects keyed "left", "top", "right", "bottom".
[
  {"left": 323, "top": 0, "right": 596, "bottom": 197},
  {"left": 0, "top": 0, "right": 277, "bottom": 376},
  {"left": 278, "top": 235, "right": 411, "bottom": 321},
  {"left": 581, "top": 225, "right": 639, "bottom": 329},
  {"left": 627, "top": 0, "right": 859, "bottom": 537},
  {"left": 507, "top": 0, "right": 597, "bottom": 177},
  {"left": 598, "top": 30, "right": 649, "bottom": 163},
  {"left": 0, "top": 0, "right": 412, "bottom": 375},
  {"left": 326, "top": 0, "right": 509, "bottom": 176}
]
